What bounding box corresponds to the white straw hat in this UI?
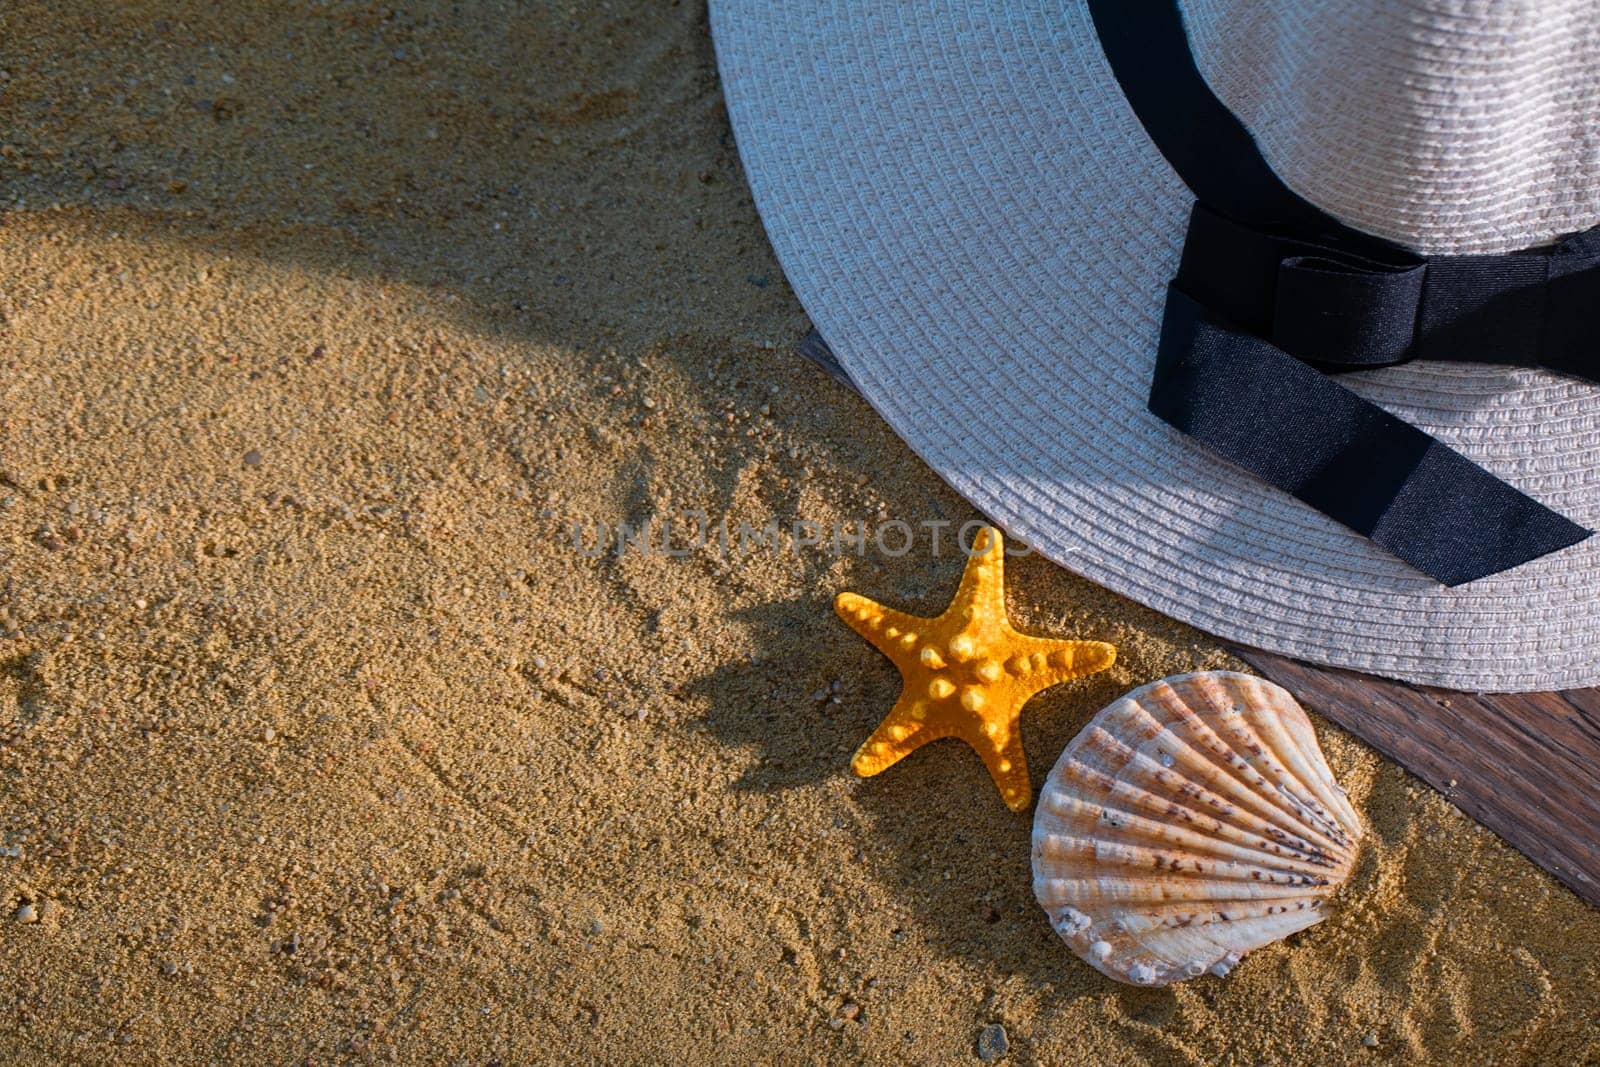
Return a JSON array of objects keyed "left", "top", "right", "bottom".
[{"left": 710, "top": 0, "right": 1600, "bottom": 691}]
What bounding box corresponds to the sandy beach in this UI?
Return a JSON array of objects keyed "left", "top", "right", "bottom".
[{"left": 1, "top": 2, "right": 1598, "bottom": 1062}]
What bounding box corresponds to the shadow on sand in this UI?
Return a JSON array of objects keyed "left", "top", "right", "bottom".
[{"left": 5, "top": 2, "right": 1185, "bottom": 1019}]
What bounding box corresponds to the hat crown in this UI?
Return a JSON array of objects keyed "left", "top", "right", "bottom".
[{"left": 1185, "top": 0, "right": 1600, "bottom": 253}]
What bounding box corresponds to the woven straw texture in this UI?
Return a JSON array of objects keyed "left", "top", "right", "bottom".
[{"left": 710, "top": 0, "right": 1600, "bottom": 691}]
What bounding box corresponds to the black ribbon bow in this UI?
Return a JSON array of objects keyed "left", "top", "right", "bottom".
[{"left": 1088, "top": 0, "right": 1594, "bottom": 585}]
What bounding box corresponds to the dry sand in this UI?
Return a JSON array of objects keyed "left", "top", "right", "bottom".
[{"left": 0, "top": 2, "right": 1597, "bottom": 1063}]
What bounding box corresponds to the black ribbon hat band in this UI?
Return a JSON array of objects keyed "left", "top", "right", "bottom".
[{"left": 1087, "top": 0, "right": 1594, "bottom": 586}]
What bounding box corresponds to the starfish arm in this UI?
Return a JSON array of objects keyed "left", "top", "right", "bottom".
[
  {"left": 835, "top": 592, "right": 936, "bottom": 663},
  {"left": 949, "top": 525, "right": 1007, "bottom": 624},
  {"left": 850, "top": 694, "right": 946, "bottom": 777},
  {"left": 1002, "top": 633, "right": 1117, "bottom": 693},
  {"left": 971, "top": 722, "right": 1032, "bottom": 812}
]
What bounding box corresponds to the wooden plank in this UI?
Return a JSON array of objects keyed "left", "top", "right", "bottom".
[{"left": 1236, "top": 647, "right": 1600, "bottom": 908}]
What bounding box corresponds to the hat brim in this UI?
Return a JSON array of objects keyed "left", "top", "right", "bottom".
[{"left": 710, "top": 0, "right": 1600, "bottom": 691}]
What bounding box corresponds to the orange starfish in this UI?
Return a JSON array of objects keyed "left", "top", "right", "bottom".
[{"left": 835, "top": 525, "right": 1116, "bottom": 811}]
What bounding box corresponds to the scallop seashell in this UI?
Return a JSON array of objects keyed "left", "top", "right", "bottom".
[{"left": 1032, "top": 671, "right": 1362, "bottom": 986}]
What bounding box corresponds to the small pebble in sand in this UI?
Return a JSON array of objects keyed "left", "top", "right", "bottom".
[
  {"left": 838, "top": 1001, "right": 860, "bottom": 1021},
  {"left": 243, "top": 450, "right": 263, "bottom": 468},
  {"left": 976, "top": 1023, "right": 1008, "bottom": 1062},
  {"left": 263, "top": 727, "right": 276, "bottom": 743},
  {"left": 1362, "top": 1033, "right": 1379, "bottom": 1048},
  {"left": 641, "top": 397, "right": 656, "bottom": 409},
  {"left": 588, "top": 918, "right": 604, "bottom": 936},
  {"left": 14, "top": 903, "right": 37, "bottom": 924}
]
